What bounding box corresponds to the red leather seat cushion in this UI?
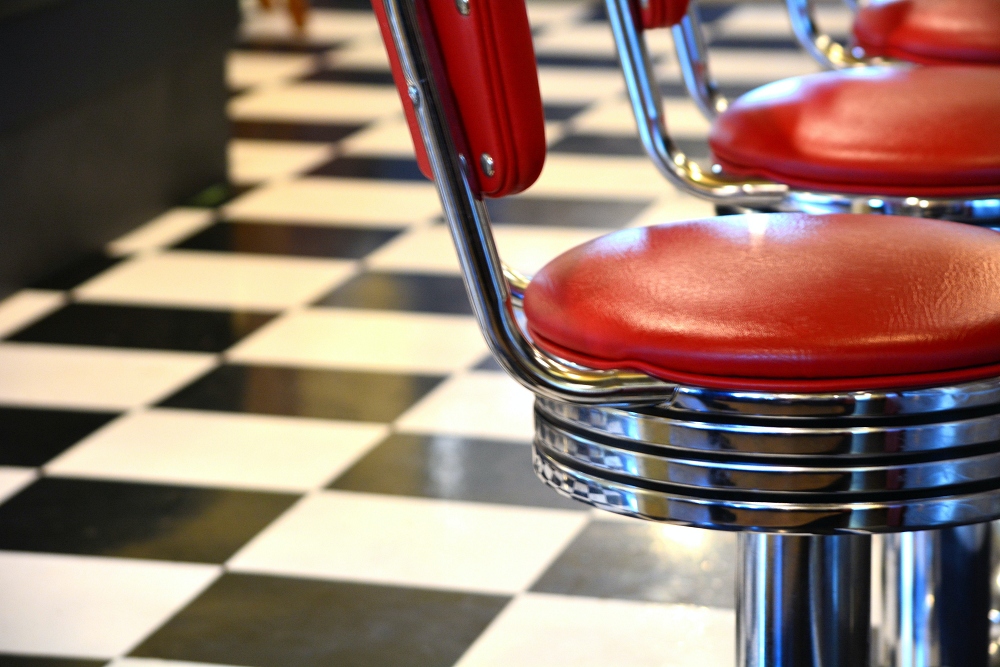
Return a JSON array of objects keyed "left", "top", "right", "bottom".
[
  {"left": 524, "top": 214, "right": 1000, "bottom": 392},
  {"left": 709, "top": 66, "right": 1000, "bottom": 197},
  {"left": 854, "top": 0, "right": 1000, "bottom": 64}
]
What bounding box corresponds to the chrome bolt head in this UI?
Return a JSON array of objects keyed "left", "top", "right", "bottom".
[
  {"left": 480, "top": 153, "right": 495, "bottom": 177},
  {"left": 455, "top": 0, "right": 470, "bottom": 16}
]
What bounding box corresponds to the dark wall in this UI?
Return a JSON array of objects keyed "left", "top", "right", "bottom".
[{"left": 0, "top": 0, "right": 239, "bottom": 296}]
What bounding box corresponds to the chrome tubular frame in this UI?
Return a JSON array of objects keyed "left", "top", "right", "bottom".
[
  {"left": 785, "top": 0, "right": 873, "bottom": 69},
  {"left": 672, "top": 2, "right": 728, "bottom": 118},
  {"left": 382, "top": 1, "right": 999, "bottom": 664},
  {"left": 607, "top": 0, "right": 1000, "bottom": 225}
]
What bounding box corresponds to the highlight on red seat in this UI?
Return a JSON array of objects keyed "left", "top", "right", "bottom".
[{"left": 370, "top": 0, "right": 546, "bottom": 198}]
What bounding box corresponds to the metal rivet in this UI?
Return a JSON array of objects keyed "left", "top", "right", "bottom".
[
  {"left": 480, "top": 153, "right": 495, "bottom": 177},
  {"left": 406, "top": 85, "right": 420, "bottom": 105},
  {"left": 455, "top": 0, "right": 470, "bottom": 16}
]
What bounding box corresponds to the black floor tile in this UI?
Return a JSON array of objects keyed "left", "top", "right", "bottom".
[
  {"left": 314, "top": 271, "right": 472, "bottom": 315},
  {"left": 305, "top": 68, "right": 395, "bottom": 85},
  {"left": 549, "top": 133, "right": 646, "bottom": 157},
  {"left": 472, "top": 354, "right": 504, "bottom": 372},
  {"left": 0, "top": 478, "right": 297, "bottom": 563},
  {"left": 710, "top": 37, "right": 802, "bottom": 50},
  {"left": 233, "top": 41, "right": 336, "bottom": 54},
  {"left": 158, "top": 364, "right": 444, "bottom": 423},
  {"left": 131, "top": 573, "right": 509, "bottom": 667},
  {"left": 232, "top": 120, "right": 365, "bottom": 143},
  {"left": 0, "top": 656, "right": 106, "bottom": 667},
  {"left": 544, "top": 103, "right": 589, "bottom": 122},
  {"left": 6, "top": 303, "right": 274, "bottom": 353},
  {"left": 531, "top": 519, "right": 736, "bottom": 608},
  {"left": 485, "top": 195, "right": 652, "bottom": 228},
  {"left": 699, "top": 5, "right": 736, "bottom": 23},
  {"left": 0, "top": 407, "right": 119, "bottom": 467},
  {"left": 535, "top": 54, "right": 621, "bottom": 69},
  {"left": 661, "top": 81, "right": 756, "bottom": 100},
  {"left": 30, "top": 253, "right": 122, "bottom": 291},
  {"left": 176, "top": 221, "right": 400, "bottom": 259},
  {"left": 308, "top": 156, "right": 425, "bottom": 181},
  {"left": 331, "top": 433, "right": 584, "bottom": 510}
]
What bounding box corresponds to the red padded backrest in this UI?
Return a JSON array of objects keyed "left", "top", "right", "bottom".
[
  {"left": 371, "top": 0, "right": 546, "bottom": 198},
  {"left": 639, "top": 0, "right": 690, "bottom": 29}
]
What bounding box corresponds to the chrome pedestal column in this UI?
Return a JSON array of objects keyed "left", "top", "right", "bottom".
[
  {"left": 738, "top": 534, "right": 871, "bottom": 667},
  {"left": 877, "top": 526, "right": 992, "bottom": 667}
]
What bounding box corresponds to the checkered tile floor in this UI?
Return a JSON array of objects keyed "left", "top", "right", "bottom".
[{"left": 0, "top": 1, "right": 850, "bottom": 665}]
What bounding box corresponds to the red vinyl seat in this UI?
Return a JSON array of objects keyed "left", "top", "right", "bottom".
[
  {"left": 524, "top": 213, "right": 1000, "bottom": 392},
  {"left": 854, "top": 0, "right": 1000, "bottom": 64},
  {"left": 709, "top": 65, "right": 1000, "bottom": 197}
]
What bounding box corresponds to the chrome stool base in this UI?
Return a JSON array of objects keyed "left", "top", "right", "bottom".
[{"left": 533, "top": 391, "right": 1000, "bottom": 666}]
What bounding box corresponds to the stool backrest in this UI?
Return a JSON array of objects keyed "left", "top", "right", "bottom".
[
  {"left": 371, "top": 0, "right": 546, "bottom": 198},
  {"left": 640, "top": 0, "right": 690, "bottom": 29}
]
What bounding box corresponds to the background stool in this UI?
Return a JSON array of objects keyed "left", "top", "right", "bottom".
[
  {"left": 607, "top": 0, "right": 1000, "bottom": 224},
  {"left": 787, "top": 0, "right": 1000, "bottom": 69}
]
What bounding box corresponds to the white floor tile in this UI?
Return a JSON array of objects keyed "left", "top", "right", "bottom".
[
  {"left": 533, "top": 23, "right": 617, "bottom": 58},
  {"left": 229, "top": 139, "right": 335, "bottom": 185},
  {"left": 533, "top": 154, "right": 667, "bottom": 199},
  {"left": 75, "top": 251, "right": 355, "bottom": 311},
  {"left": 228, "top": 490, "right": 588, "bottom": 594},
  {"left": 0, "top": 466, "right": 37, "bottom": 504},
  {"left": 365, "top": 224, "right": 613, "bottom": 276},
  {"left": 228, "top": 308, "right": 487, "bottom": 374},
  {"left": 223, "top": 178, "right": 440, "bottom": 227},
  {"left": 241, "top": 7, "right": 379, "bottom": 46},
  {"left": 229, "top": 82, "right": 400, "bottom": 124},
  {"left": 0, "top": 290, "right": 65, "bottom": 338},
  {"left": 227, "top": 51, "right": 317, "bottom": 91},
  {"left": 46, "top": 408, "right": 387, "bottom": 492},
  {"left": 455, "top": 592, "right": 735, "bottom": 667},
  {"left": 396, "top": 371, "right": 536, "bottom": 443},
  {"left": 627, "top": 194, "right": 717, "bottom": 226},
  {"left": 537, "top": 67, "right": 624, "bottom": 104},
  {"left": 658, "top": 50, "right": 820, "bottom": 85},
  {"left": 338, "top": 115, "right": 417, "bottom": 157},
  {"left": 526, "top": 2, "right": 588, "bottom": 30},
  {"left": 0, "top": 551, "right": 220, "bottom": 659},
  {"left": 714, "top": 3, "right": 851, "bottom": 39},
  {"left": 0, "top": 343, "right": 215, "bottom": 411},
  {"left": 571, "top": 96, "right": 711, "bottom": 139},
  {"left": 107, "top": 209, "right": 216, "bottom": 256}
]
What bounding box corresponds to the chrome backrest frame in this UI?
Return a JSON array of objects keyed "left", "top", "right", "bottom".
[{"left": 378, "top": 0, "right": 677, "bottom": 404}]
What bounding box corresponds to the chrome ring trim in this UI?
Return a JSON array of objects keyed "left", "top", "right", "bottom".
[
  {"left": 534, "top": 447, "right": 1000, "bottom": 533},
  {"left": 537, "top": 398, "right": 1000, "bottom": 456},
  {"left": 668, "top": 379, "right": 1000, "bottom": 419},
  {"left": 536, "top": 418, "right": 1000, "bottom": 494}
]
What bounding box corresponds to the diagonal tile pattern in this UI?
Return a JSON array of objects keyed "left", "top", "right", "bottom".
[{"left": 0, "top": 0, "right": 852, "bottom": 663}]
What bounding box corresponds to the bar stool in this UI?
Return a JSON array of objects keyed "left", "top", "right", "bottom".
[
  {"left": 610, "top": 0, "right": 1000, "bottom": 225},
  {"left": 372, "top": 1, "right": 1000, "bottom": 665},
  {"left": 786, "top": 0, "right": 1000, "bottom": 69}
]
